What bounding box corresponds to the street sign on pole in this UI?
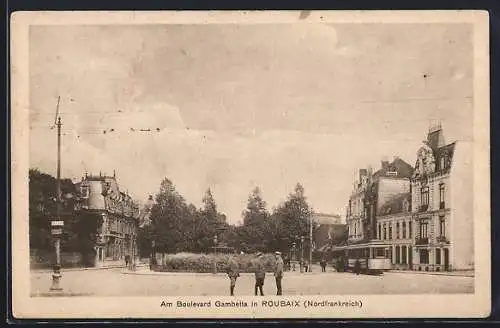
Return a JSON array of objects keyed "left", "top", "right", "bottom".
[{"left": 51, "top": 228, "right": 63, "bottom": 235}]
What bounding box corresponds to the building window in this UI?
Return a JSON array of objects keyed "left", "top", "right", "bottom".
[
  {"left": 409, "top": 221, "right": 412, "bottom": 238},
  {"left": 402, "top": 222, "right": 407, "bottom": 239},
  {"left": 421, "top": 186, "right": 429, "bottom": 206},
  {"left": 402, "top": 245, "right": 407, "bottom": 264},
  {"left": 389, "top": 225, "right": 393, "bottom": 240},
  {"left": 395, "top": 246, "right": 400, "bottom": 264},
  {"left": 396, "top": 222, "right": 400, "bottom": 239},
  {"left": 383, "top": 224, "right": 387, "bottom": 240},
  {"left": 439, "top": 183, "right": 445, "bottom": 209},
  {"left": 436, "top": 248, "right": 441, "bottom": 265},
  {"left": 420, "top": 222, "right": 428, "bottom": 238},
  {"left": 439, "top": 216, "right": 446, "bottom": 237},
  {"left": 420, "top": 249, "right": 429, "bottom": 264},
  {"left": 378, "top": 224, "right": 381, "bottom": 240}
]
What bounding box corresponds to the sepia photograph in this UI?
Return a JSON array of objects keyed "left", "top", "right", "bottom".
[{"left": 11, "top": 10, "right": 490, "bottom": 319}]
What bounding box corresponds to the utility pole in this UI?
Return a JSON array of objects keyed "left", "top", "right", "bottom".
[{"left": 50, "top": 116, "right": 63, "bottom": 292}]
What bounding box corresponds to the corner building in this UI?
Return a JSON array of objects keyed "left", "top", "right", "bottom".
[
  {"left": 76, "top": 172, "right": 140, "bottom": 266},
  {"left": 410, "top": 125, "right": 474, "bottom": 272}
]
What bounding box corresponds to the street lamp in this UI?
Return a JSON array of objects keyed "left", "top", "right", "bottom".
[
  {"left": 291, "top": 242, "right": 297, "bottom": 271},
  {"left": 309, "top": 214, "right": 313, "bottom": 272},
  {"left": 50, "top": 115, "right": 63, "bottom": 293},
  {"left": 151, "top": 239, "right": 156, "bottom": 268},
  {"left": 213, "top": 235, "right": 218, "bottom": 274},
  {"left": 300, "top": 236, "right": 305, "bottom": 273}
]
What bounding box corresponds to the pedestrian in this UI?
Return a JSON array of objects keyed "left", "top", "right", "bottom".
[
  {"left": 225, "top": 255, "right": 240, "bottom": 296},
  {"left": 274, "top": 251, "right": 284, "bottom": 295},
  {"left": 320, "top": 257, "right": 327, "bottom": 272},
  {"left": 354, "top": 259, "right": 361, "bottom": 275},
  {"left": 253, "top": 252, "right": 265, "bottom": 296},
  {"left": 125, "top": 255, "right": 130, "bottom": 268}
]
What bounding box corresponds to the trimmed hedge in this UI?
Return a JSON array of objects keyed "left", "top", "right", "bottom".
[{"left": 151, "top": 252, "right": 277, "bottom": 273}]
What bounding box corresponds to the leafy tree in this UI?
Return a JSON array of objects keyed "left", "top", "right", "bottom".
[
  {"left": 193, "top": 188, "right": 223, "bottom": 252},
  {"left": 149, "top": 178, "right": 191, "bottom": 254},
  {"left": 29, "top": 168, "right": 78, "bottom": 252},
  {"left": 271, "top": 183, "right": 317, "bottom": 255},
  {"left": 237, "top": 187, "right": 270, "bottom": 252}
]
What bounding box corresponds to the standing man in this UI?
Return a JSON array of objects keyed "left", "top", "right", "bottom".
[
  {"left": 320, "top": 257, "right": 327, "bottom": 272},
  {"left": 225, "top": 255, "right": 240, "bottom": 296},
  {"left": 253, "top": 252, "right": 265, "bottom": 296},
  {"left": 274, "top": 251, "right": 284, "bottom": 295}
]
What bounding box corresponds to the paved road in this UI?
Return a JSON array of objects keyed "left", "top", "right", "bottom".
[{"left": 30, "top": 268, "right": 474, "bottom": 297}]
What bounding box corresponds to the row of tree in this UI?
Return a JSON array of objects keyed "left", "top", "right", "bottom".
[
  {"left": 137, "top": 178, "right": 318, "bottom": 257},
  {"left": 29, "top": 168, "right": 320, "bottom": 260}
]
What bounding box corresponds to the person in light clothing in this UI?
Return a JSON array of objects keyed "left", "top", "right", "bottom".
[{"left": 274, "top": 251, "right": 284, "bottom": 295}]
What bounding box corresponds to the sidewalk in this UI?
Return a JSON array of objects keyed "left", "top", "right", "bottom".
[
  {"left": 388, "top": 269, "right": 474, "bottom": 277},
  {"left": 123, "top": 268, "right": 335, "bottom": 277},
  {"left": 32, "top": 262, "right": 149, "bottom": 273}
]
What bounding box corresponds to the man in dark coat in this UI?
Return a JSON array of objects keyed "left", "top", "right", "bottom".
[
  {"left": 253, "top": 252, "right": 265, "bottom": 296},
  {"left": 320, "top": 257, "right": 327, "bottom": 272},
  {"left": 225, "top": 255, "right": 240, "bottom": 296},
  {"left": 274, "top": 251, "right": 284, "bottom": 295}
]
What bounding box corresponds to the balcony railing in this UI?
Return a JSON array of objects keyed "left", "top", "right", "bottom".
[
  {"left": 436, "top": 235, "right": 449, "bottom": 243},
  {"left": 415, "top": 237, "right": 429, "bottom": 245},
  {"left": 418, "top": 204, "right": 429, "bottom": 212}
]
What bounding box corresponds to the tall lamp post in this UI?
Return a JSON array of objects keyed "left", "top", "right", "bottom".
[
  {"left": 300, "top": 236, "right": 305, "bottom": 273},
  {"left": 151, "top": 239, "right": 156, "bottom": 268},
  {"left": 50, "top": 116, "right": 63, "bottom": 292},
  {"left": 213, "top": 235, "right": 218, "bottom": 274},
  {"left": 309, "top": 214, "right": 313, "bottom": 272}
]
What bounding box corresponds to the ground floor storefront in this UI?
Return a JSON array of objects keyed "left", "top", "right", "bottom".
[
  {"left": 412, "top": 245, "right": 451, "bottom": 272},
  {"left": 94, "top": 235, "right": 138, "bottom": 267}
]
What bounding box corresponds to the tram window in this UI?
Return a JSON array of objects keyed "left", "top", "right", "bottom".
[{"left": 375, "top": 248, "right": 385, "bottom": 258}]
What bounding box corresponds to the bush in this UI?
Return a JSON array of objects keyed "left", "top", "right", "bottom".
[{"left": 152, "top": 253, "right": 277, "bottom": 273}]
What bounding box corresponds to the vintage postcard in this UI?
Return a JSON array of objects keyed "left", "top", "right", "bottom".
[{"left": 11, "top": 10, "right": 490, "bottom": 319}]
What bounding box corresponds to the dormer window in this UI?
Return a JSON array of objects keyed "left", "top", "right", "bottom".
[{"left": 81, "top": 185, "right": 89, "bottom": 199}]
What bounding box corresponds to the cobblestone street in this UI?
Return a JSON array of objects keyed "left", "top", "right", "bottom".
[{"left": 30, "top": 268, "right": 474, "bottom": 297}]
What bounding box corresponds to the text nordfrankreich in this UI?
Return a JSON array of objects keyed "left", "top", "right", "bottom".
[{"left": 161, "top": 299, "right": 362, "bottom": 309}]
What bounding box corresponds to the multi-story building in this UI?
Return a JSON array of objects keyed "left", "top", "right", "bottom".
[
  {"left": 410, "top": 124, "right": 473, "bottom": 272},
  {"left": 313, "top": 213, "right": 347, "bottom": 251},
  {"left": 347, "top": 157, "right": 414, "bottom": 245},
  {"left": 76, "top": 171, "right": 141, "bottom": 266},
  {"left": 376, "top": 192, "right": 413, "bottom": 269},
  {"left": 346, "top": 169, "right": 370, "bottom": 243}
]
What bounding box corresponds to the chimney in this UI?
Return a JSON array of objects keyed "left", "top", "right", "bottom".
[
  {"left": 427, "top": 121, "right": 445, "bottom": 150},
  {"left": 381, "top": 156, "right": 389, "bottom": 170}
]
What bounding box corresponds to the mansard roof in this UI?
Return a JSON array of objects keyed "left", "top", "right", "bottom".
[
  {"left": 378, "top": 192, "right": 411, "bottom": 216},
  {"left": 373, "top": 157, "right": 414, "bottom": 180}
]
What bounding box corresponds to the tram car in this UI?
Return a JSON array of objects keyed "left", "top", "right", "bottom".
[{"left": 330, "top": 242, "right": 392, "bottom": 275}]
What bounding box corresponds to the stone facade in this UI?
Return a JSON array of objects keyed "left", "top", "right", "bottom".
[
  {"left": 76, "top": 172, "right": 140, "bottom": 266},
  {"left": 376, "top": 193, "right": 413, "bottom": 270},
  {"left": 410, "top": 124, "right": 474, "bottom": 272}
]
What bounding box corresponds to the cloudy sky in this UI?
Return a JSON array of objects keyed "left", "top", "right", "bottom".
[{"left": 29, "top": 23, "right": 473, "bottom": 224}]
